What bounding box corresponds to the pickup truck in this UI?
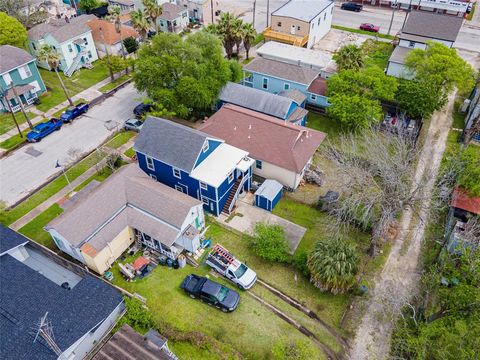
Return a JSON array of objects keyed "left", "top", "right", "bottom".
[
  {"left": 60, "top": 102, "right": 89, "bottom": 123},
  {"left": 206, "top": 244, "right": 257, "bottom": 290},
  {"left": 26, "top": 118, "right": 62, "bottom": 142},
  {"left": 180, "top": 274, "right": 240, "bottom": 312}
]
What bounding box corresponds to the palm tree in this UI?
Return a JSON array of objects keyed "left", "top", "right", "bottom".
[
  {"left": 215, "top": 12, "right": 238, "bottom": 59},
  {"left": 107, "top": 5, "right": 128, "bottom": 74},
  {"left": 332, "top": 44, "right": 364, "bottom": 71},
  {"left": 242, "top": 22, "right": 257, "bottom": 60},
  {"left": 143, "top": 0, "right": 162, "bottom": 34},
  {"left": 307, "top": 237, "right": 359, "bottom": 294},
  {"left": 232, "top": 18, "right": 244, "bottom": 56},
  {"left": 38, "top": 45, "right": 74, "bottom": 106},
  {"left": 131, "top": 9, "right": 151, "bottom": 41}
]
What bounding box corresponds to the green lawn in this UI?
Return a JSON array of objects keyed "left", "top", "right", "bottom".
[
  {"left": 0, "top": 128, "right": 31, "bottom": 150},
  {"left": 124, "top": 147, "right": 135, "bottom": 158},
  {"left": 0, "top": 111, "right": 37, "bottom": 135},
  {"left": 99, "top": 74, "right": 132, "bottom": 93},
  {"left": 105, "top": 131, "right": 136, "bottom": 149},
  {"left": 36, "top": 61, "right": 110, "bottom": 112},
  {"left": 362, "top": 40, "right": 394, "bottom": 69},
  {"left": 452, "top": 99, "right": 465, "bottom": 129},
  {"left": 111, "top": 248, "right": 326, "bottom": 360},
  {"left": 18, "top": 204, "right": 64, "bottom": 249},
  {"left": 332, "top": 25, "right": 395, "bottom": 40},
  {"left": 0, "top": 151, "right": 106, "bottom": 226},
  {"left": 73, "top": 168, "right": 113, "bottom": 192},
  {"left": 306, "top": 112, "right": 344, "bottom": 139}
]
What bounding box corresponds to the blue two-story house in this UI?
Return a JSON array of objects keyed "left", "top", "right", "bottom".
[
  {"left": 242, "top": 57, "right": 329, "bottom": 109},
  {"left": 0, "top": 45, "right": 46, "bottom": 113},
  {"left": 134, "top": 117, "right": 254, "bottom": 216},
  {"left": 218, "top": 82, "right": 308, "bottom": 126}
]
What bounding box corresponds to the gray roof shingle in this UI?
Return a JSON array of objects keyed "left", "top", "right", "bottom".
[
  {"left": 219, "top": 82, "right": 294, "bottom": 119},
  {"left": 278, "top": 89, "right": 307, "bottom": 105},
  {"left": 389, "top": 46, "right": 412, "bottom": 64},
  {"left": 255, "top": 179, "right": 283, "bottom": 201},
  {"left": 0, "top": 226, "right": 28, "bottom": 254},
  {"left": 135, "top": 117, "right": 218, "bottom": 172},
  {"left": 244, "top": 57, "right": 320, "bottom": 85},
  {"left": 28, "top": 15, "right": 96, "bottom": 43},
  {"left": 159, "top": 3, "right": 186, "bottom": 21},
  {"left": 402, "top": 11, "right": 463, "bottom": 42},
  {"left": 0, "top": 45, "right": 34, "bottom": 74}
]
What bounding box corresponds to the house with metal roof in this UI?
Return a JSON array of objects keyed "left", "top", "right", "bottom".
[
  {"left": 264, "top": 0, "right": 334, "bottom": 48},
  {"left": 134, "top": 117, "right": 254, "bottom": 216},
  {"left": 46, "top": 164, "right": 206, "bottom": 274},
  {"left": 0, "top": 45, "right": 46, "bottom": 113},
  {"left": 0, "top": 226, "right": 124, "bottom": 360},
  {"left": 255, "top": 179, "right": 283, "bottom": 212},
  {"left": 28, "top": 15, "right": 99, "bottom": 77},
  {"left": 200, "top": 104, "right": 326, "bottom": 190},
  {"left": 386, "top": 11, "right": 463, "bottom": 79},
  {"left": 243, "top": 57, "right": 329, "bottom": 109},
  {"left": 218, "top": 82, "right": 308, "bottom": 125}
]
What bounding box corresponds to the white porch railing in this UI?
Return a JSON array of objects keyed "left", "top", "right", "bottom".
[
  {"left": 26, "top": 95, "right": 38, "bottom": 105},
  {"left": 10, "top": 104, "right": 21, "bottom": 112}
]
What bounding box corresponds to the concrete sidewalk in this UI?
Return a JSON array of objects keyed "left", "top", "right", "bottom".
[
  {"left": 0, "top": 72, "right": 126, "bottom": 143},
  {"left": 10, "top": 138, "right": 135, "bottom": 231}
]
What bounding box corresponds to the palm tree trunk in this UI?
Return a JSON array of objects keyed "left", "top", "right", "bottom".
[{"left": 55, "top": 68, "right": 74, "bottom": 106}]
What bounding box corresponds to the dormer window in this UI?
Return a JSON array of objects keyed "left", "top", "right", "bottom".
[{"left": 202, "top": 141, "right": 209, "bottom": 152}]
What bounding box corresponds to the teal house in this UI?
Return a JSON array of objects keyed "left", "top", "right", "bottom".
[{"left": 0, "top": 45, "right": 46, "bottom": 113}]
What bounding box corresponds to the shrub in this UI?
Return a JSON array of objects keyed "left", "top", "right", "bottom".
[
  {"left": 250, "top": 223, "right": 289, "bottom": 262},
  {"left": 293, "top": 251, "right": 310, "bottom": 277},
  {"left": 116, "top": 297, "right": 155, "bottom": 334},
  {"left": 307, "top": 237, "right": 359, "bottom": 294},
  {"left": 272, "top": 339, "right": 316, "bottom": 360}
]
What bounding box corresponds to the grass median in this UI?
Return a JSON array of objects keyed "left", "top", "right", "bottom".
[
  {"left": 105, "top": 130, "right": 136, "bottom": 149},
  {"left": 18, "top": 204, "right": 64, "bottom": 249},
  {"left": 332, "top": 25, "right": 395, "bottom": 40},
  {"left": 99, "top": 74, "right": 132, "bottom": 93},
  {"left": 0, "top": 112, "right": 37, "bottom": 135}
]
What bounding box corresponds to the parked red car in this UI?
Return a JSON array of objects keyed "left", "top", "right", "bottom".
[{"left": 359, "top": 23, "right": 380, "bottom": 33}]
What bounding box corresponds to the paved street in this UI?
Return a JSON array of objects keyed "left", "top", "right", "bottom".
[
  {"left": 0, "top": 83, "right": 141, "bottom": 206},
  {"left": 218, "top": 0, "right": 480, "bottom": 54}
]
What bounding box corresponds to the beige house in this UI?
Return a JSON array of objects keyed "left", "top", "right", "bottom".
[
  {"left": 177, "top": 0, "right": 215, "bottom": 24},
  {"left": 46, "top": 164, "right": 205, "bottom": 275}
]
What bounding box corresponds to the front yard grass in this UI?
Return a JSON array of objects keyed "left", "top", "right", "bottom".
[
  {"left": 0, "top": 128, "right": 31, "bottom": 150},
  {"left": 111, "top": 252, "right": 326, "bottom": 360},
  {"left": 0, "top": 111, "right": 37, "bottom": 135},
  {"left": 124, "top": 147, "right": 135, "bottom": 158},
  {"left": 36, "top": 62, "right": 110, "bottom": 112},
  {"left": 306, "top": 112, "right": 344, "bottom": 139},
  {"left": 105, "top": 130, "right": 136, "bottom": 149},
  {"left": 99, "top": 74, "right": 132, "bottom": 93},
  {"left": 73, "top": 167, "right": 113, "bottom": 192},
  {"left": 18, "top": 203, "right": 64, "bottom": 249},
  {"left": 0, "top": 151, "right": 106, "bottom": 226}
]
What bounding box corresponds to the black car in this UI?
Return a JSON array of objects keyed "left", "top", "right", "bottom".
[
  {"left": 341, "top": 2, "right": 363, "bottom": 11},
  {"left": 180, "top": 274, "right": 240, "bottom": 312},
  {"left": 133, "top": 103, "right": 153, "bottom": 118}
]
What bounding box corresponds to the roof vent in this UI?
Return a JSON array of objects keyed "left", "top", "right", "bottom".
[
  {"left": 248, "top": 124, "right": 252, "bottom": 130},
  {"left": 233, "top": 126, "right": 237, "bottom": 131},
  {"left": 61, "top": 282, "right": 71, "bottom": 290}
]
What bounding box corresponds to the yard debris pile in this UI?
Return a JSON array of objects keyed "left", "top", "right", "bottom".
[{"left": 304, "top": 166, "right": 324, "bottom": 186}]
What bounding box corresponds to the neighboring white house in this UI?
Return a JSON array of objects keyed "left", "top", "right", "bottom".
[
  {"left": 265, "top": 0, "right": 334, "bottom": 49},
  {"left": 177, "top": 0, "right": 215, "bottom": 24},
  {"left": 386, "top": 11, "right": 463, "bottom": 78},
  {"left": 27, "top": 15, "right": 99, "bottom": 77},
  {"left": 86, "top": 18, "right": 140, "bottom": 57},
  {"left": 200, "top": 104, "right": 326, "bottom": 190},
  {"left": 158, "top": 2, "right": 189, "bottom": 33},
  {"left": 45, "top": 164, "right": 206, "bottom": 275}
]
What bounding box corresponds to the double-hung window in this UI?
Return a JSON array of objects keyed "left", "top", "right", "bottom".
[
  {"left": 173, "top": 167, "right": 181, "bottom": 179},
  {"left": 146, "top": 156, "right": 155, "bottom": 171},
  {"left": 284, "top": 83, "right": 290, "bottom": 90},
  {"left": 201, "top": 196, "right": 209, "bottom": 205},
  {"left": 310, "top": 94, "right": 317, "bottom": 101},
  {"left": 200, "top": 182, "right": 208, "bottom": 190},
  {"left": 255, "top": 160, "right": 262, "bottom": 169},
  {"left": 202, "top": 141, "right": 209, "bottom": 152},
  {"left": 228, "top": 172, "right": 234, "bottom": 183},
  {"left": 262, "top": 77, "right": 268, "bottom": 90}
]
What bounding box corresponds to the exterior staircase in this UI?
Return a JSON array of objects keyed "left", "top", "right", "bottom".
[
  {"left": 64, "top": 50, "right": 87, "bottom": 77},
  {"left": 221, "top": 177, "right": 243, "bottom": 215}
]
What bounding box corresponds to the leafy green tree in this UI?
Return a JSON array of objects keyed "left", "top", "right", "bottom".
[
  {"left": 134, "top": 31, "right": 241, "bottom": 118},
  {"left": 107, "top": 55, "right": 128, "bottom": 74},
  {"left": 395, "top": 79, "right": 446, "bottom": 120},
  {"left": 457, "top": 147, "right": 480, "bottom": 196},
  {"left": 79, "top": 0, "right": 100, "bottom": 13},
  {"left": 37, "top": 45, "right": 74, "bottom": 106},
  {"left": 405, "top": 42, "right": 476, "bottom": 95},
  {"left": 307, "top": 237, "right": 359, "bottom": 294},
  {"left": 327, "top": 66, "right": 397, "bottom": 129},
  {"left": 116, "top": 297, "right": 156, "bottom": 334},
  {"left": 333, "top": 44, "right": 364, "bottom": 71},
  {"left": 0, "top": 12, "right": 27, "bottom": 48},
  {"left": 123, "top": 36, "right": 139, "bottom": 53},
  {"left": 272, "top": 339, "right": 317, "bottom": 360},
  {"left": 251, "top": 223, "right": 290, "bottom": 262},
  {"left": 143, "top": 0, "right": 162, "bottom": 34},
  {"left": 242, "top": 22, "right": 256, "bottom": 59},
  {"left": 131, "top": 9, "right": 151, "bottom": 40},
  {"left": 207, "top": 12, "right": 238, "bottom": 59}
]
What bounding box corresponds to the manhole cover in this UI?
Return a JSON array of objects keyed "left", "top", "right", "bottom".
[
  {"left": 25, "top": 147, "right": 42, "bottom": 157},
  {"left": 104, "top": 119, "right": 120, "bottom": 131}
]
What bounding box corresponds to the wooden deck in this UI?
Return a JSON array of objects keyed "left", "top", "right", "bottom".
[{"left": 263, "top": 27, "right": 309, "bottom": 47}]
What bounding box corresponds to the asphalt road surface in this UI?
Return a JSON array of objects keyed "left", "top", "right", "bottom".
[{"left": 0, "top": 83, "right": 141, "bottom": 206}]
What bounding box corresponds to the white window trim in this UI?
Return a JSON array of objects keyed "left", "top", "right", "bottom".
[
  {"left": 310, "top": 94, "right": 317, "bottom": 100},
  {"left": 201, "top": 196, "right": 209, "bottom": 205},
  {"left": 173, "top": 167, "right": 181, "bottom": 179},
  {"left": 146, "top": 156, "right": 155, "bottom": 171},
  {"left": 256, "top": 160, "right": 262, "bottom": 169},
  {"left": 200, "top": 181, "right": 208, "bottom": 190},
  {"left": 175, "top": 185, "right": 184, "bottom": 193},
  {"left": 228, "top": 172, "right": 234, "bottom": 183},
  {"left": 202, "top": 141, "right": 209, "bottom": 153},
  {"left": 262, "top": 77, "right": 268, "bottom": 90}
]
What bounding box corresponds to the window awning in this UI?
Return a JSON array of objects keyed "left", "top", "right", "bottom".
[{"left": 3, "top": 84, "right": 35, "bottom": 100}]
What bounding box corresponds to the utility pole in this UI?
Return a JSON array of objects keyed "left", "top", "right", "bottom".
[
  {"left": 1, "top": 87, "right": 23, "bottom": 137},
  {"left": 401, "top": 0, "right": 413, "bottom": 31},
  {"left": 387, "top": 1, "right": 399, "bottom": 36},
  {"left": 10, "top": 82, "right": 33, "bottom": 129},
  {"left": 100, "top": 27, "right": 115, "bottom": 82},
  {"left": 115, "top": 20, "right": 128, "bottom": 75},
  {"left": 253, "top": 0, "right": 256, "bottom": 29},
  {"left": 211, "top": 0, "right": 214, "bottom": 24},
  {"left": 266, "top": 0, "right": 270, "bottom": 27}
]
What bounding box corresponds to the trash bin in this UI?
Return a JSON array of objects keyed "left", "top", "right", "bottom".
[
  {"left": 158, "top": 255, "right": 167, "bottom": 266},
  {"left": 166, "top": 258, "right": 173, "bottom": 268},
  {"left": 177, "top": 254, "right": 187, "bottom": 268}
]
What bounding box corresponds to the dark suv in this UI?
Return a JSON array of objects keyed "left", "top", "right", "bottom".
[
  {"left": 341, "top": 2, "right": 363, "bottom": 11},
  {"left": 180, "top": 274, "right": 240, "bottom": 312},
  {"left": 133, "top": 103, "right": 153, "bottom": 118}
]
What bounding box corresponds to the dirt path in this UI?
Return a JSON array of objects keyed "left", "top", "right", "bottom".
[{"left": 348, "top": 93, "right": 456, "bottom": 359}]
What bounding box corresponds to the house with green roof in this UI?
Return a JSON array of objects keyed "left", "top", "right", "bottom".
[{"left": 0, "top": 45, "right": 46, "bottom": 113}]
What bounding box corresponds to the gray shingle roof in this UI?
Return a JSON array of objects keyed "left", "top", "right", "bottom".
[
  {"left": 0, "top": 230, "right": 123, "bottom": 360},
  {"left": 219, "top": 82, "right": 294, "bottom": 119},
  {"left": 244, "top": 57, "right": 320, "bottom": 85},
  {"left": 28, "top": 15, "right": 96, "bottom": 43},
  {"left": 278, "top": 89, "right": 307, "bottom": 105},
  {"left": 272, "top": 0, "right": 333, "bottom": 22},
  {"left": 135, "top": 117, "right": 218, "bottom": 172},
  {"left": 159, "top": 3, "right": 186, "bottom": 21},
  {"left": 47, "top": 164, "right": 201, "bottom": 251},
  {"left": 0, "top": 45, "right": 35, "bottom": 74},
  {"left": 0, "top": 226, "right": 28, "bottom": 254},
  {"left": 389, "top": 46, "right": 412, "bottom": 64},
  {"left": 403, "top": 11, "right": 463, "bottom": 42}
]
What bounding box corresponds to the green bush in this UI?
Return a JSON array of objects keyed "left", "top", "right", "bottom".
[
  {"left": 293, "top": 251, "right": 310, "bottom": 278},
  {"left": 116, "top": 297, "right": 156, "bottom": 334},
  {"left": 272, "top": 339, "right": 316, "bottom": 360},
  {"left": 250, "top": 223, "right": 289, "bottom": 262}
]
